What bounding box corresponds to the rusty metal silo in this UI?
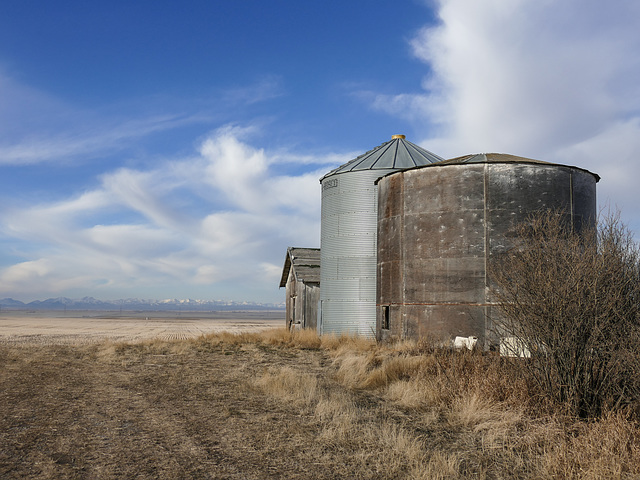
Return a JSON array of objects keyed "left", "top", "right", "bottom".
[
  {"left": 376, "top": 153, "right": 599, "bottom": 346},
  {"left": 319, "top": 135, "right": 444, "bottom": 337}
]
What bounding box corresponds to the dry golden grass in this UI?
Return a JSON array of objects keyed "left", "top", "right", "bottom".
[
  {"left": 1, "top": 327, "right": 640, "bottom": 478},
  {"left": 316, "top": 331, "right": 640, "bottom": 478},
  {"left": 255, "top": 367, "right": 319, "bottom": 409}
]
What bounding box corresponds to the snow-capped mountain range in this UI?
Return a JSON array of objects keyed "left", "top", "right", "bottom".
[{"left": 0, "top": 297, "right": 284, "bottom": 311}]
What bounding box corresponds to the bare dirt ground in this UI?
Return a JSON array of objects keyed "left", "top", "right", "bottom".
[
  {"left": 0, "top": 340, "right": 331, "bottom": 478},
  {"left": 0, "top": 310, "right": 283, "bottom": 345},
  {"left": 1, "top": 330, "right": 412, "bottom": 479}
]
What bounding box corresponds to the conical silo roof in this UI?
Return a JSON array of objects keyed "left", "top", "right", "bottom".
[{"left": 320, "top": 135, "right": 444, "bottom": 181}]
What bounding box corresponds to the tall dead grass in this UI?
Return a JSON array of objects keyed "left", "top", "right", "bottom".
[
  {"left": 255, "top": 363, "right": 432, "bottom": 478},
  {"left": 255, "top": 366, "right": 319, "bottom": 409},
  {"left": 246, "top": 328, "right": 640, "bottom": 478}
]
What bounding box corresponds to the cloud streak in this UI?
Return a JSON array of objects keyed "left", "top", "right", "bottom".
[
  {"left": 0, "top": 114, "right": 207, "bottom": 165},
  {"left": 0, "top": 72, "right": 284, "bottom": 166}
]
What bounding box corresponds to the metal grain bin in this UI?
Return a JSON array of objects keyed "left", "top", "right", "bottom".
[
  {"left": 376, "top": 153, "right": 599, "bottom": 346},
  {"left": 319, "top": 135, "right": 444, "bottom": 337}
]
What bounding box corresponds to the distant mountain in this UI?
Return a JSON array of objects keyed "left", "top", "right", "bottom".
[
  {"left": 0, "top": 298, "right": 26, "bottom": 307},
  {"left": 0, "top": 297, "right": 284, "bottom": 311},
  {"left": 27, "top": 297, "right": 115, "bottom": 310}
]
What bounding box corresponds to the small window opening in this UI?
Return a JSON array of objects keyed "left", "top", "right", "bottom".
[{"left": 382, "top": 305, "right": 390, "bottom": 330}]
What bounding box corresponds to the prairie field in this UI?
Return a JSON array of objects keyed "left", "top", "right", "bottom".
[
  {"left": 1, "top": 318, "right": 640, "bottom": 479},
  {"left": 0, "top": 310, "right": 283, "bottom": 345}
]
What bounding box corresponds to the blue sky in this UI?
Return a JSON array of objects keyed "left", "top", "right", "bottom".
[{"left": 1, "top": 0, "right": 639, "bottom": 303}]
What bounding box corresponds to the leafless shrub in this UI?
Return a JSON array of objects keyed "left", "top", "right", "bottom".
[{"left": 490, "top": 210, "right": 640, "bottom": 418}]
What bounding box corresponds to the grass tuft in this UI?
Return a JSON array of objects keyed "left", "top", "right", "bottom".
[{"left": 255, "top": 366, "right": 319, "bottom": 409}]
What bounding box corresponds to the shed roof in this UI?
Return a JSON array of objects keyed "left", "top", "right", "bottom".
[
  {"left": 279, "top": 247, "right": 321, "bottom": 288},
  {"left": 320, "top": 135, "right": 444, "bottom": 181}
]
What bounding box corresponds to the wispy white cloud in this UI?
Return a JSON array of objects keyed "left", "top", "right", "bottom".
[
  {"left": 199, "top": 126, "right": 329, "bottom": 217},
  {"left": 0, "top": 126, "right": 343, "bottom": 301},
  {"left": 0, "top": 71, "right": 298, "bottom": 167},
  {"left": 0, "top": 70, "right": 242, "bottom": 167},
  {"left": 0, "top": 113, "right": 206, "bottom": 165},
  {"left": 268, "top": 150, "right": 355, "bottom": 166},
  {"left": 221, "top": 75, "right": 285, "bottom": 105}
]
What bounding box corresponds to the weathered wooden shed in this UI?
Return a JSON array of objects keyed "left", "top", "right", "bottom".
[{"left": 279, "top": 247, "right": 321, "bottom": 330}]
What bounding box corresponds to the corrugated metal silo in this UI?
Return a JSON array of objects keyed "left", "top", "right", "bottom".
[
  {"left": 376, "top": 153, "right": 600, "bottom": 346},
  {"left": 319, "top": 135, "right": 444, "bottom": 337}
]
